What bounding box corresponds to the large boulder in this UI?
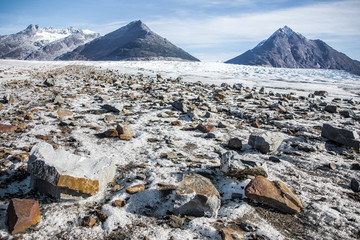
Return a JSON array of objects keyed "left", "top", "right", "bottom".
[
  {"left": 245, "top": 176, "right": 303, "bottom": 214},
  {"left": 28, "top": 142, "right": 115, "bottom": 199},
  {"left": 173, "top": 173, "right": 221, "bottom": 218},
  {"left": 7, "top": 198, "right": 40, "bottom": 234},
  {"left": 321, "top": 124, "right": 360, "bottom": 150},
  {"left": 220, "top": 151, "right": 268, "bottom": 180},
  {"left": 248, "top": 132, "right": 283, "bottom": 154}
]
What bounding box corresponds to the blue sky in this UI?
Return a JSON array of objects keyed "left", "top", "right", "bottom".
[{"left": 0, "top": 0, "right": 359, "bottom": 62}]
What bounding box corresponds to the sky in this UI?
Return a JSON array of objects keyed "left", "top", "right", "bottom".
[{"left": 0, "top": 0, "right": 359, "bottom": 62}]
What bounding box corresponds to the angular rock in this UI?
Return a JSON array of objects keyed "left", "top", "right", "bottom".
[
  {"left": 171, "top": 120, "right": 182, "bottom": 126},
  {"left": 104, "top": 115, "right": 116, "bottom": 123},
  {"left": 324, "top": 105, "right": 339, "bottom": 113},
  {"left": 44, "top": 78, "right": 56, "bottom": 87},
  {"left": 321, "top": 123, "right": 360, "bottom": 150},
  {"left": 28, "top": 142, "right": 115, "bottom": 199},
  {"left": 101, "top": 104, "right": 123, "bottom": 113},
  {"left": 103, "top": 129, "right": 119, "bottom": 138},
  {"left": 173, "top": 173, "right": 220, "bottom": 218},
  {"left": 314, "top": 91, "right": 328, "bottom": 97},
  {"left": 116, "top": 124, "right": 134, "bottom": 140},
  {"left": 220, "top": 151, "right": 268, "bottom": 180},
  {"left": 7, "top": 198, "right": 40, "bottom": 234},
  {"left": 171, "top": 100, "right": 188, "bottom": 113},
  {"left": 248, "top": 132, "right": 283, "bottom": 154},
  {"left": 55, "top": 109, "right": 73, "bottom": 118},
  {"left": 245, "top": 176, "right": 303, "bottom": 214},
  {"left": 228, "top": 138, "right": 242, "bottom": 150},
  {"left": 54, "top": 95, "right": 65, "bottom": 105},
  {"left": 340, "top": 109, "right": 357, "bottom": 119},
  {"left": 81, "top": 216, "right": 97, "bottom": 228},
  {"left": 113, "top": 200, "right": 127, "bottom": 207},
  {"left": 0, "top": 124, "right": 17, "bottom": 133},
  {"left": 196, "top": 124, "right": 215, "bottom": 133}
]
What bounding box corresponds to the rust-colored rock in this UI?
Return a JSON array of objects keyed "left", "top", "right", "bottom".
[
  {"left": 219, "top": 225, "right": 244, "bottom": 240},
  {"left": 57, "top": 175, "right": 99, "bottom": 195},
  {"left": 245, "top": 176, "right": 303, "bottom": 214},
  {"left": 196, "top": 124, "right": 215, "bottom": 133},
  {"left": 81, "top": 215, "right": 97, "bottom": 227},
  {"left": 171, "top": 120, "right": 182, "bottom": 126},
  {"left": 0, "top": 124, "right": 17, "bottom": 133},
  {"left": 113, "top": 200, "right": 127, "bottom": 207},
  {"left": 126, "top": 184, "right": 145, "bottom": 194},
  {"left": 103, "top": 129, "right": 119, "bottom": 138},
  {"left": 7, "top": 198, "right": 40, "bottom": 234}
]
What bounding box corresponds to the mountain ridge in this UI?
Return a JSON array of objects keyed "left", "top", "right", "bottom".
[
  {"left": 226, "top": 26, "right": 360, "bottom": 75},
  {"left": 58, "top": 20, "right": 199, "bottom": 62}
]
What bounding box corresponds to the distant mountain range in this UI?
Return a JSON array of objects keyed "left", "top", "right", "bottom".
[
  {"left": 226, "top": 26, "right": 360, "bottom": 75},
  {"left": 58, "top": 20, "right": 199, "bottom": 61},
  {"left": 0, "top": 24, "right": 99, "bottom": 60}
]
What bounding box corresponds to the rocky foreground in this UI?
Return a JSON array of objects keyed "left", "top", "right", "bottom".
[{"left": 0, "top": 64, "right": 359, "bottom": 239}]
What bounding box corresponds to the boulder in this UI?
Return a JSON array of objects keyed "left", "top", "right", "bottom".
[
  {"left": 28, "top": 142, "right": 115, "bottom": 199},
  {"left": 248, "top": 132, "right": 283, "bottom": 154},
  {"left": 220, "top": 151, "right": 268, "bottom": 180},
  {"left": 350, "top": 178, "right": 360, "bottom": 192},
  {"left": 321, "top": 123, "right": 360, "bottom": 150},
  {"left": 171, "top": 100, "right": 188, "bottom": 113},
  {"left": 324, "top": 105, "right": 339, "bottom": 113},
  {"left": 116, "top": 124, "right": 134, "bottom": 140},
  {"left": 7, "top": 198, "right": 40, "bottom": 234},
  {"left": 228, "top": 138, "right": 242, "bottom": 150},
  {"left": 196, "top": 124, "right": 215, "bottom": 133},
  {"left": 173, "top": 173, "right": 220, "bottom": 218},
  {"left": 245, "top": 176, "right": 303, "bottom": 214}
]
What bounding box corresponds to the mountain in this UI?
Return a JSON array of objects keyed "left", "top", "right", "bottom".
[
  {"left": 0, "top": 24, "right": 99, "bottom": 60},
  {"left": 226, "top": 26, "right": 360, "bottom": 75},
  {"left": 58, "top": 20, "right": 199, "bottom": 62}
]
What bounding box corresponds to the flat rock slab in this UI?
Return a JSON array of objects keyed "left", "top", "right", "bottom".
[
  {"left": 248, "top": 131, "right": 283, "bottom": 154},
  {"left": 321, "top": 123, "right": 360, "bottom": 150},
  {"left": 0, "top": 124, "right": 17, "bottom": 133},
  {"left": 245, "top": 176, "right": 303, "bottom": 214},
  {"left": 28, "top": 142, "right": 115, "bottom": 199},
  {"left": 7, "top": 198, "right": 40, "bottom": 235},
  {"left": 173, "top": 173, "right": 220, "bottom": 218}
]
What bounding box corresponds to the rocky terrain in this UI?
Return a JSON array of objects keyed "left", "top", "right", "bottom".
[
  {"left": 226, "top": 26, "right": 360, "bottom": 75},
  {"left": 0, "top": 60, "right": 359, "bottom": 240}
]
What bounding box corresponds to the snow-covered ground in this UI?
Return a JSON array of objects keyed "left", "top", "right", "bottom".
[{"left": 0, "top": 60, "right": 359, "bottom": 240}]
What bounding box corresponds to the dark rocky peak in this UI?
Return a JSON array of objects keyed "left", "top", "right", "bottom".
[
  {"left": 24, "top": 24, "right": 41, "bottom": 34},
  {"left": 125, "top": 20, "right": 151, "bottom": 32}
]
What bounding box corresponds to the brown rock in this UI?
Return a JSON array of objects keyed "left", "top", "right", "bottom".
[
  {"left": 117, "top": 124, "right": 134, "bottom": 140},
  {"left": 103, "top": 115, "right": 116, "bottom": 123},
  {"left": 25, "top": 113, "right": 34, "bottom": 121},
  {"left": 171, "top": 120, "right": 182, "bottom": 126},
  {"left": 126, "top": 184, "right": 145, "bottom": 194},
  {"left": 7, "top": 198, "right": 40, "bottom": 234},
  {"left": 219, "top": 225, "right": 244, "bottom": 240},
  {"left": 0, "top": 103, "right": 3, "bottom": 110},
  {"left": 0, "top": 124, "right": 17, "bottom": 133},
  {"left": 103, "top": 129, "right": 119, "bottom": 138},
  {"left": 113, "top": 200, "right": 127, "bottom": 207},
  {"left": 196, "top": 124, "right": 215, "bottom": 133},
  {"left": 57, "top": 174, "right": 99, "bottom": 195},
  {"left": 169, "top": 215, "right": 184, "bottom": 228},
  {"left": 245, "top": 176, "right": 303, "bottom": 214},
  {"left": 81, "top": 215, "right": 97, "bottom": 227},
  {"left": 12, "top": 153, "right": 29, "bottom": 162},
  {"left": 120, "top": 135, "right": 132, "bottom": 141}
]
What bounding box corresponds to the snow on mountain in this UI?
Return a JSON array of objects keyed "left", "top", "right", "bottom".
[
  {"left": 0, "top": 24, "right": 99, "bottom": 60},
  {"left": 226, "top": 26, "right": 360, "bottom": 75}
]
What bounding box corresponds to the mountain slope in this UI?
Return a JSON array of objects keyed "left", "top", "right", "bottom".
[
  {"left": 58, "top": 20, "right": 199, "bottom": 61},
  {"left": 0, "top": 24, "right": 99, "bottom": 60},
  {"left": 226, "top": 26, "right": 360, "bottom": 75}
]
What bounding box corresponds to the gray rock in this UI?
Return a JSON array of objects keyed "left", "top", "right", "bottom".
[
  {"left": 321, "top": 124, "right": 360, "bottom": 150},
  {"left": 248, "top": 132, "right": 283, "bottom": 154},
  {"left": 218, "top": 122, "right": 228, "bottom": 128},
  {"left": 220, "top": 151, "right": 268, "bottom": 179},
  {"left": 324, "top": 105, "right": 339, "bottom": 113},
  {"left": 350, "top": 178, "right": 360, "bottom": 192},
  {"left": 173, "top": 173, "right": 220, "bottom": 218},
  {"left": 233, "top": 83, "right": 243, "bottom": 90},
  {"left": 228, "top": 138, "right": 242, "bottom": 150},
  {"left": 187, "top": 109, "right": 199, "bottom": 120},
  {"left": 171, "top": 100, "right": 188, "bottom": 113},
  {"left": 340, "top": 109, "right": 358, "bottom": 119},
  {"left": 314, "top": 91, "right": 328, "bottom": 97},
  {"left": 53, "top": 95, "right": 65, "bottom": 105},
  {"left": 28, "top": 142, "right": 115, "bottom": 199},
  {"left": 101, "top": 104, "right": 123, "bottom": 113}
]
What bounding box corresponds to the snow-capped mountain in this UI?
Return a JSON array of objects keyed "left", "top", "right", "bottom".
[
  {"left": 0, "top": 24, "right": 99, "bottom": 60},
  {"left": 226, "top": 26, "right": 360, "bottom": 75},
  {"left": 58, "top": 20, "right": 199, "bottom": 62}
]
